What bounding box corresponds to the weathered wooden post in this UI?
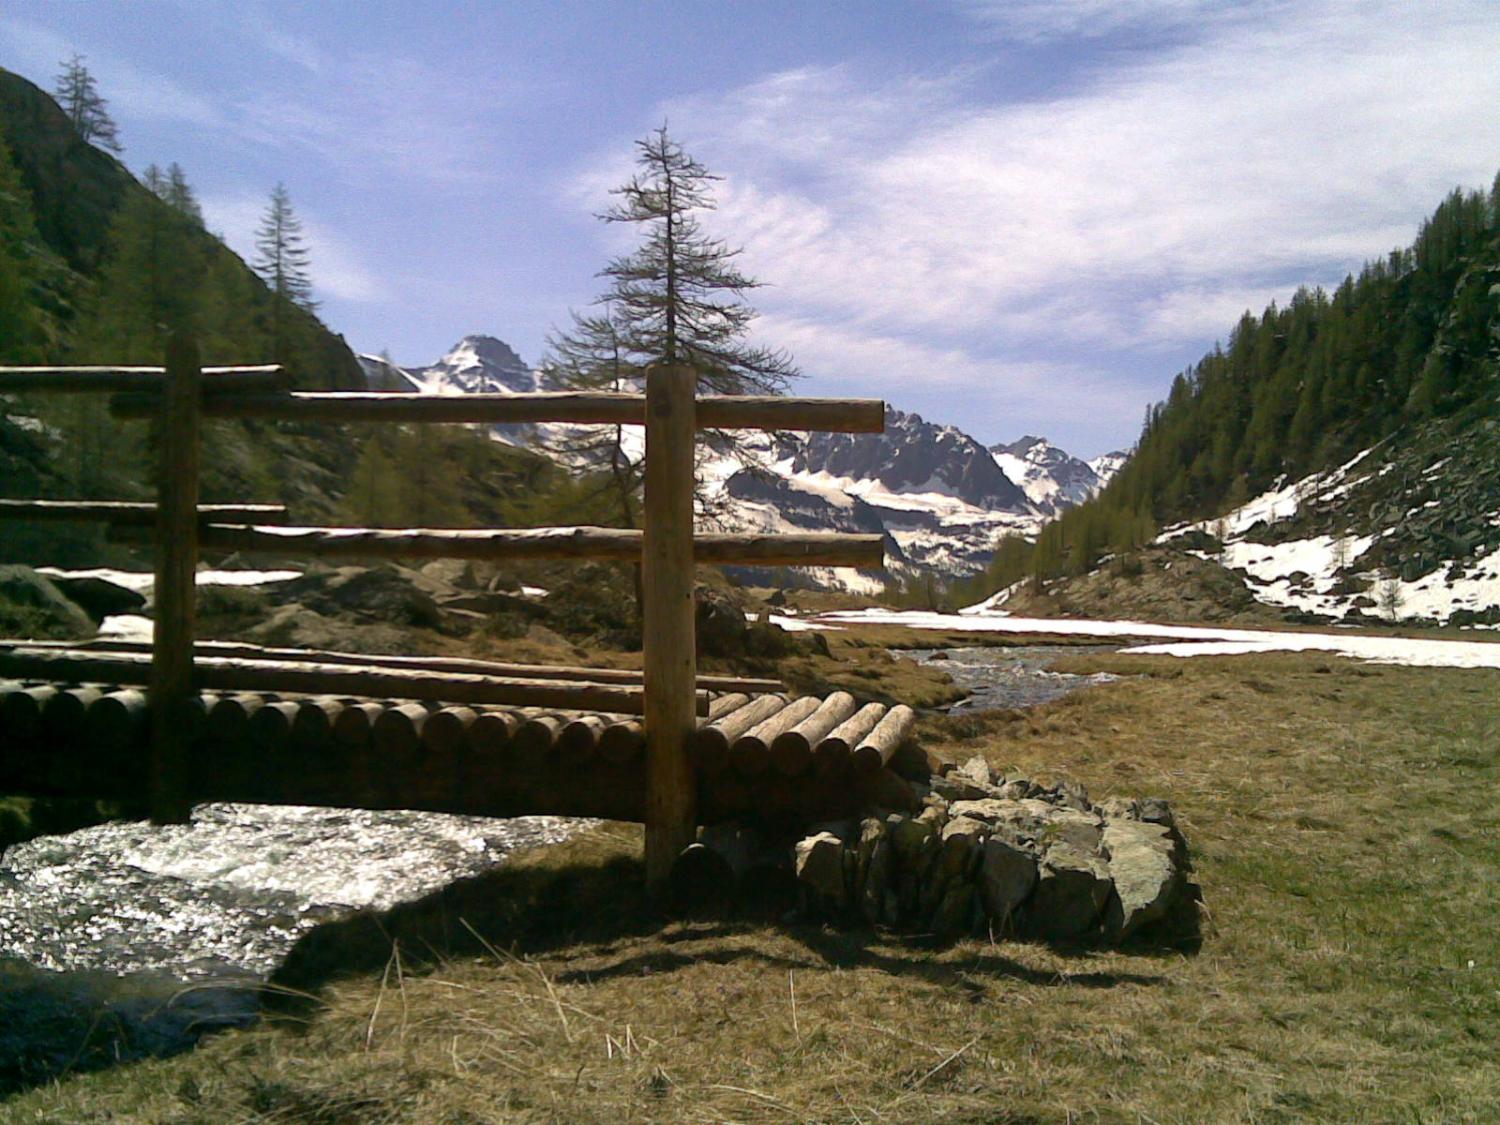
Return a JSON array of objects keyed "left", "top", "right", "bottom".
[
  {"left": 642, "top": 363, "right": 698, "bottom": 895},
  {"left": 148, "top": 333, "right": 200, "bottom": 823}
]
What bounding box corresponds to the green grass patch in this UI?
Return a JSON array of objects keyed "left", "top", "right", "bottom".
[{"left": 4, "top": 650, "right": 1499, "bottom": 1121}]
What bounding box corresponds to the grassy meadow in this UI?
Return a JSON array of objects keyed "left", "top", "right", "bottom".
[{"left": 3, "top": 644, "right": 1498, "bottom": 1123}]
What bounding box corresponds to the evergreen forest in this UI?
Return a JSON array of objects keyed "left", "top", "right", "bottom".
[{"left": 956, "top": 172, "right": 1500, "bottom": 602}]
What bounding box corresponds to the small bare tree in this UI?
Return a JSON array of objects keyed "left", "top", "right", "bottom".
[
  {"left": 1331, "top": 535, "right": 1351, "bottom": 572},
  {"left": 1377, "top": 573, "right": 1403, "bottom": 622},
  {"left": 54, "top": 54, "right": 122, "bottom": 152}
]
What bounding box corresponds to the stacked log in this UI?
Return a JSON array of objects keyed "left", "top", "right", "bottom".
[{"left": 0, "top": 681, "right": 924, "bottom": 824}]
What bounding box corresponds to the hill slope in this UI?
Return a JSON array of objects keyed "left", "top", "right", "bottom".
[{"left": 966, "top": 173, "right": 1500, "bottom": 625}]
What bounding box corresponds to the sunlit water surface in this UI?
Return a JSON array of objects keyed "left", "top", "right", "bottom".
[{"left": 904, "top": 644, "right": 1122, "bottom": 711}]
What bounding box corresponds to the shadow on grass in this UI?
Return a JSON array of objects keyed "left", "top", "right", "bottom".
[
  {"left": 0, "top": 831, "right": 1197, "bottom": 1099},
  {"left": 267, "top": 829, "right": 1198, "bottom": 1014}
]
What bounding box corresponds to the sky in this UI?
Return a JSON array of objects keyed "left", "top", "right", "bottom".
[{"left": 3, "top": 1, "right": 1498, "bottom": 457}]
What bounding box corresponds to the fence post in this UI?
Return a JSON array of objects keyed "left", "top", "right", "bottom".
[
  {"left": 148, "top": 333, "right": 200, "bottom": 823},
  {"left": 642, "top": 362, "right": 698, "bottom": 895}
]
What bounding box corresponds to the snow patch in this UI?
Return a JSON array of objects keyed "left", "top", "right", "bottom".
[{"left": 812, "top": 608, "right": 1500, "bottom": 670}]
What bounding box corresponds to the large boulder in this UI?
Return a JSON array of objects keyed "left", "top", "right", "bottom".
[
  {"left": 794, "top": 832, "right": 848, "bottom": 912},
  {"left": 980, "top": 836, "right": 1038, "bottom": 925},
  {"left": 1025, "top": 842, "right": 1112, "bottom": 942},
  {"left": 0, "top": 565, "right": 94, "bottom": 638},
  {"left": 44, "top": 574, "right": 145, "bottom": 622},
  {"left": 271, "top": 566, "right": 444, "bottom": 630},
  {"left": 1101, "top": 819, "right": 1183, "bottom": 941}
]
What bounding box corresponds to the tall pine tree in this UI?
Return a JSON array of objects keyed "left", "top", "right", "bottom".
[
  {"left": 252, "top": 182, "right": 316, "bottom": 364},
  {"left": 547, "top": 125, "right": 798, "bottom": 518},
  {"left": 53, "top": 55, "right": 121, "bottom": 152}
]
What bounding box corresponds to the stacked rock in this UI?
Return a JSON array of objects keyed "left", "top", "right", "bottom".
[{"left": 792, "top": 755, "right": 1189, "bottom": 944}]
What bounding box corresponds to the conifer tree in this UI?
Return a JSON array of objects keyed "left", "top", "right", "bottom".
[
  {"left": 144, "top": 162, "right": 203, "bottom": 224},
  {"left": 53, "top": 54, "right": 122, "bottom": 152},
  {"left": 252, "top": 183, "right": 316, "bottom": 363},
  {"left": 547, "top": 125, "right": 798, "bottom": 520},
  {"left": 595, "top": 125, "right": 796, "bottom": 395},
  {"left": 539, "top": 304, "right": 643, "bottom": 527}
]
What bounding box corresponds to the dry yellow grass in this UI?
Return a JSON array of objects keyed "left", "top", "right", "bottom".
[{"left": 5, "top": 650, "right": 1498, "bottom": 1123}]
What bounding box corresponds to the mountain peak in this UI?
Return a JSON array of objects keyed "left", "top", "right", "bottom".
[{"left": 440, "top": 335, "right": 527, "bottom": 371}]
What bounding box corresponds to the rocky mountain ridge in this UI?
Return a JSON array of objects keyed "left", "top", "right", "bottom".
[{"left": 357, "top": 336, "right": 1124, "bottom": 586}]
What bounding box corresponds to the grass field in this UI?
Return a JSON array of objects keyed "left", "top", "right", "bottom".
[{"left": 4, "top": 647, "right": 1498, "bottom": 1123}]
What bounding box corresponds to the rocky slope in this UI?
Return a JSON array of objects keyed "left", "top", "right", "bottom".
[
  {"left": 983, "top": 413, "right": 1500, "bottom": 627},
  {"left": 358, "top": 337, "right": 1123, "bottom": 587}
]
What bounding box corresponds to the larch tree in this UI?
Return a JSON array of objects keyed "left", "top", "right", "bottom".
[
  {"left": 539, "top": 303, "right": 643, "bottom": 528},
  {"left": 53, "top": 54, "right": 122, "bottom": 153},
  {"left": 547, "top": 125, "right": 798, "bottom": 518},
  {"left": 252, "top": 182, "right": 316, "bottom": 364}
]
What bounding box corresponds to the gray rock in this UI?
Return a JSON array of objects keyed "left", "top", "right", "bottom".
[
  {"left": 808, "top": 818, "right": 858, "bottom": 844},
  {"left": 1054, "top": 778, "right": 1092, "bottom": 813},
  {"left": 1102, "top": 820, "right": 1182, "bottom": 940},
  {"left": 437, "top": 590, "right": 546, "bottom": 617},
  {"left": 887, "top": 812, "right": 936, "bottom": 868},
  {"left": 0, "top": 565, "right": 94, "bottom": 637},
  {"left": 947, "top": 798, "right": 1011, "bottom": 824},
  {"left": 1097, "top": 796, "right": 1142, "bottom": 821},
  {"left": 1138, "top": 797, "right": 1177, "bottom": 829},
  {"left": 794, "top": 832, "right": 848, "bottom": 911},
  {"left": 940, "top": 815, "right": 989, "bottom": 850},
  {"left": 931, "top": 773, "right": 994, "bottom": 802},
  {"left": 956, "top": 755, "right": 996, "bottom": 788},
  {"left": 980, "top": 837, "right": 1038, "bottom": 925},
  {"left": 861, "top": 835, "right": 891, "bottom": 926},
  {"left": 1026, "top": 843, "right": 1111, "bottom": 941},
  {"left": 46, "top": 575, "right": 145, "bottom": 621},
  {"left": 930, "top": 882, "right": 975, "bottom": 938},
  {"left": 916, "top": 802, "right": 949, "bottom": 831}
]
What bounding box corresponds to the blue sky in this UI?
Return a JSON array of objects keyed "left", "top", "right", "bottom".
[{"left": 4, "top": 1, "right": 1498, "bottom": 456}]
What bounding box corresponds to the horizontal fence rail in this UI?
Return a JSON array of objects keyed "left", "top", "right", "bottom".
[
  {"left": 110, "top": 390, "right": 887, "bottom": 432},
  {"left": 0, "top": 500, "right": 289, "bottom": 525},
  {"left": 7, "top": 638, "right": 785, "bottom": 694},
  {"left": 0, "top": 351, "right": 889, "bottom": 894},
  {"left": 0, "top": 646, "right": 711, "bottom": 716},
  {"left": 111, "top": 523, "right": 886, "bottom": 568},
  {"left": 0, "top": 365, "right": 288, "bottom": 395}
]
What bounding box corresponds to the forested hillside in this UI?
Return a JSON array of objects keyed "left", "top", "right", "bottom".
[
  {"left": 963, "top": 173, "right": 1500, "bottom": 600},
  {"left": 0, "top": 66, "right": 587, "bottom": 565},
  {"left": 0, "top": 67, "right": 363, "bottom": 382}
]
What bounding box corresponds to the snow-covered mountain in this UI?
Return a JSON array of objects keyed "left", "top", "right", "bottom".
[
  {"left": 358, "top": 335, "right": 1123, "bottom": 585},
  {"left": 358, "top": 336, "right": 537, "bottom": 395},
  {"left": 990, "top": 436, "right": 1126, "bottom": 516}
]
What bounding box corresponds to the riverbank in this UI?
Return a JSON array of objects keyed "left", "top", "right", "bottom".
[{"left": 9, "top": 647, "right": 1497, "bottom": 1121}]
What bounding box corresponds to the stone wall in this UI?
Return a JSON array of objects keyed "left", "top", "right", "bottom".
[{"left": 788, "top": 755, "right": 1192, "bottom": 944}]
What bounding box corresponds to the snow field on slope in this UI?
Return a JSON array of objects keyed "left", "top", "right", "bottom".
[
  {"left": 806, "top": 609, "right": 1500, "bottom": 670},
  {"left": 1155, "top": 443, "right": 1500, "bottom": 625}
]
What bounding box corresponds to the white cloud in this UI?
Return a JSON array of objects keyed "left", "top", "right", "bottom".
[
  {"left": 228, "top": 52, "right": 519, "bottom": 186},
  {"left": 575, "top": 1, "right": 1500, "bottom": 447},
  {"left": 0, "top": 16, "right": 221, "bottom": 125},
  {"left": 956, "top": 0, "right": 1260, "bottom": 43},
  {"left": 201, "top": 193, "right": 387, "bottom": 304}
]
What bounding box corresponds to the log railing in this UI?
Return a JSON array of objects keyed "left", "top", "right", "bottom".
[{"left": 0, "top": 339, "right": 886, "bottom": 893}]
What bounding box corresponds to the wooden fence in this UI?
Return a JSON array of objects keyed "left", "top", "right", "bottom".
[{"left": 0, "top": 337, "right": 885, "bottom": 892}]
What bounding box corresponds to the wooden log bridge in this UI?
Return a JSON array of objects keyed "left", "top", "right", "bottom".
[
  {"left": 0, "top": 675, "right": 918, "bottom": 824},
  {"left": 0, "top": 345, "right": 899, "bottom": 896}
]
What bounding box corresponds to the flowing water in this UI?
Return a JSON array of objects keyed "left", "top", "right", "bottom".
[
  {"left": 903, "top": 644, "right": 1122, "bottom": 711},
  {"left": 0, "top": 644, "right": 1119, "bottom": 1091},
  {"left": 0, "top": 804, "right": 586, "bottom": 1091}
]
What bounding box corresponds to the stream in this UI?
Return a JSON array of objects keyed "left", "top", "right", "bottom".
[
  {"left": 904, "top": 643, "right": 1122, "bottom": 711},
  {"left": 0, "top": 806, "right": 584, "bottom": 1092},
  {"left": 0, "top": 643, "right": 1121, "bottom": 1093}
]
